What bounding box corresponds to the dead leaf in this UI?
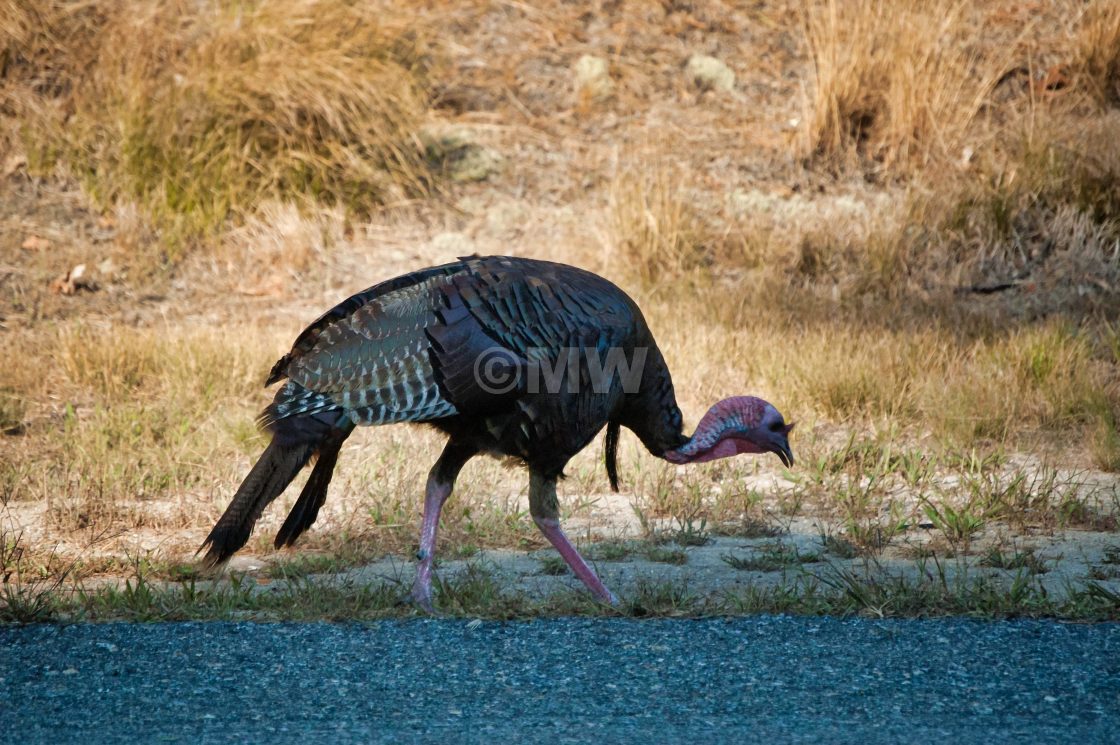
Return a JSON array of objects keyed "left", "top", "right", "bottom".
[
  {"left": 49, "top": 264, "right": 98, "bottom": 295},
  {"left": 3, "top": 154, "right": 27, "bottom": 177},
  {"left": 1035, "top": 65, "right": 1070, "bottom": 94},
  {"left": 21, "top": 235, "right": 50, "bottom": 251}
]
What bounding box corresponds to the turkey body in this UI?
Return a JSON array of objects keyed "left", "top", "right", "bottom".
[
  {"left": 263, "top": 254, "right": 685, "bottom": 478},
  {"left": 201, "top": 255, "right": 699, "bottom": 608}
]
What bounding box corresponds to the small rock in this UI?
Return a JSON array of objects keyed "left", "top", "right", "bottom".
[
  {"left": 685, "top": 54, "right": 736, "bottom": 93},
  {"left": 226, "top": 556, "right": 264, "bottom": 572},
  {"left": 21, "top": 235, "right": 50, "bottom": 251},
  {"left": 573, "top": 54, "right": 614, "bottom": 102},
  {"left": 423, "top": 126, "right": 503, "bottom": 183},
  {"left": 958, "top": 146, "right": 975, "bottom": 170},
  {"left": 449, "top": 146, "right": 503, "bottom": 183},
  {"left": 424, "top": 126, "right": 472, "bottom": 153}
]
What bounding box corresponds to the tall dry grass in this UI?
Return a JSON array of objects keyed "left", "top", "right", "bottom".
[
  {"left": 1074, "top": 0, "right": 1120, "bottom": 106},
  {"left": 2, "top": 0, "right": 436, "bottom": 257},
  {"left": 608, "top": 162, "right": 724, "bottom": 285},
  {"left": 644, "top": 296, "right": 1118, "bottom": 459},
  {"left": 800, "top": 0, "right": 1007, "bottom": 171},
  {"left": 0, "top": 324, "right": 275, "bottom": 515},
  {"left": 904, "top": 109, "right": 1120, "bottom": 304}
]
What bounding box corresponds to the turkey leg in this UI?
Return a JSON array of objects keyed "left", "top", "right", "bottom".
[
  {"left": 409, "top": 442, "right": 475, "bottom": 612},
  {"left": 530, "top": 470, "right": 619, "bottom": 605}
]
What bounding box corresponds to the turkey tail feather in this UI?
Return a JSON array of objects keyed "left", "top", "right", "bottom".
[
  {"left": 274, "top": 426, "right": 351, "bottom": 549},
  {"left": 605, "top": 420, "right": 621, "bottom": 492},
  {"left": 199, "top": 438, "right": 316, "bottom": 566},
  {"left": 200, "top": 409, "right": 347, "bottom": 566}
]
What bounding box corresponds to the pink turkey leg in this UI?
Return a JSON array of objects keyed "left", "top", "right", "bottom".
[
  {"left": 534, "top": 517, "right": 619, "bottom": 605},
  {"left": 409, "top": 478, "right": 452, "bottom": 613}
]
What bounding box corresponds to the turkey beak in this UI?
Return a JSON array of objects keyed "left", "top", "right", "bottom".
[
  {"left": 772, "top": 424, "right": 794, "bottom": 467},
  {"left": 774, "top": 440, "right": 794, "bottom": 468}
]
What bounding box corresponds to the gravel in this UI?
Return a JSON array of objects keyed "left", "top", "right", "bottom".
[{"left": 2, "top": 617, "right": 1117, "bottom": 744}]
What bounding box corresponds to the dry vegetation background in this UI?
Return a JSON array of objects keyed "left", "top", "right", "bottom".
[{"left": 1, "top": 0, "right": 1119, "bottom": 617}]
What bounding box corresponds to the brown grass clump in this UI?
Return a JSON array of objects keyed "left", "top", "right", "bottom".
[
  {"left": 1074, "top": 0, "right": 1120, "bottom": 107},
  {"left": 797, "top": 0, "right": 1119, "bottom": 298},
  {"left": 609, "top": 162, "right": 719, "bottom": 285},
  {"left": 905, "top": 111, "right": 1120, "bottom": 305},
  {"left": 800, "top": 0, "right": 1006, "bottom": 171},
  {"left": 3, "top": 0, "right": 435, "bottom": 257}
]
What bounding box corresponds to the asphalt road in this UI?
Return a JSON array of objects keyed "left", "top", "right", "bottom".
[{"left": 2, "top": 617, "right": 1117, "bottom": 744}]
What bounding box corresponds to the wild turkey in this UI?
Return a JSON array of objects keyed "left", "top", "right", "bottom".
[{"left": 200, "top": 255, "right": 793, "bottom": 609}]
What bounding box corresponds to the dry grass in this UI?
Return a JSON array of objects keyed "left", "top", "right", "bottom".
[
  {"left": 909, "top": 112, "right": 1120, "bottom": 301},
  {"left": 1, "top": 324, "right": 273, "bottom": 534},
  {"left": 609, "top": 162, "right": 716, "bottom": 285},
  {"left": 800, "top": 0, "right": 1006, "bottom": 171},
  {"left": 1074, "top": 0, "right": 1120, "bottom": 107},
  {"left": 643, "top": 296, "right": 1118, "bottom": 454},
  {"left": 2, "top": 0, "right": 436, "bottom": 262},
  {"left": 794, "top": 0, "right": 1119, "bottom": 303},
  {"left": 607, "top": 157, "right": 772, "bottom": 286}
]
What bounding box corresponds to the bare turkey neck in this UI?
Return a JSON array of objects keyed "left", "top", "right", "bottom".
[
  {"left": 659, "top": 396, "right": 769, "bottom": 464},
  {"left": 661, "top": 416, "right": 727, "bottom": 464}
]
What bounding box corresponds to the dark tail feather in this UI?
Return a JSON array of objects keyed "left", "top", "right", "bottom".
[
  {"left": 274, "top": 426, "right": 352, "bottom": 549},
  {"left": 199, "top": 410, "right": 342, "bottom": 560},
  {"left": 605, "top": 420, "right": 621, "bottom": 492},
  {"left": 199, "top": 438, "right": 316, "bottom": 566}
]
